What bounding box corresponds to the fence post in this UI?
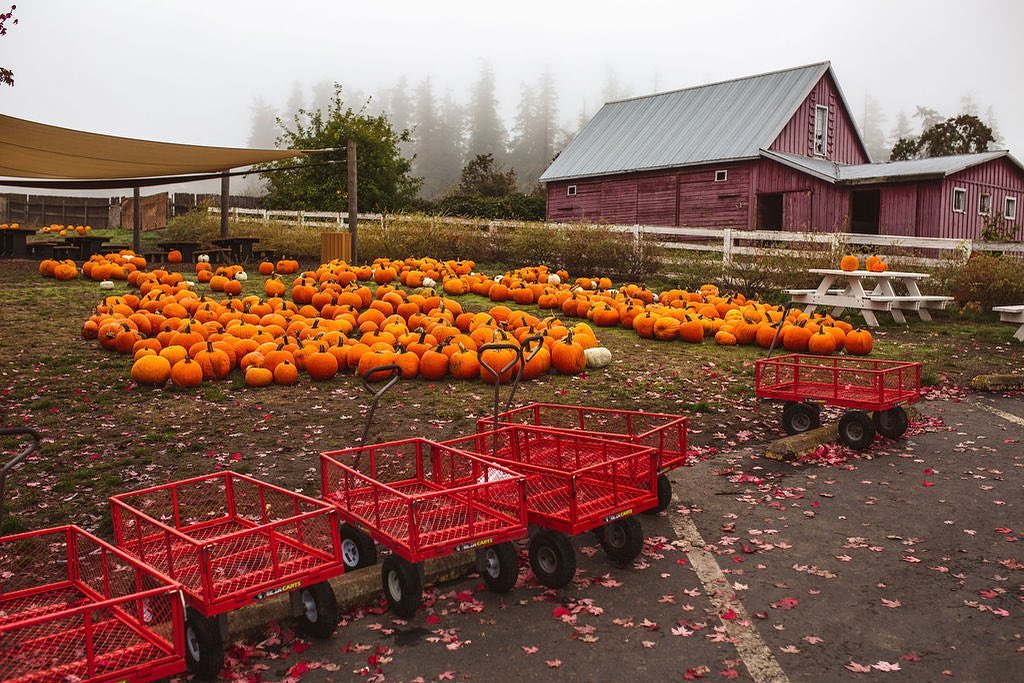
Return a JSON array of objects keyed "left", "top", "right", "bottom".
[
  {"left": 722, "top": 228, "right": 733, "bottom": 269},
  {"left": 633, "top": 224, "right": 640, "bottom": 243}
]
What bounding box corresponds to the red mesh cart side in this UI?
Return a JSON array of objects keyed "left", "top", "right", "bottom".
[
  {"left": 478, "top": 402, "right": 687, "bottom": 512},
  {"left": 443, "top": 425, "right": 659, "bottom": 590},
  {"left": 0, "top": 525, "right": 185, "bottom": 683},
  {"left": 110, "top": 472, "right": 344, "bottom": 678},
  {"left": 320, "top": 438, "right": 528, "bottom": 617}
]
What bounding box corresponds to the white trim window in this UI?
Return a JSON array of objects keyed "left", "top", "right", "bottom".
[
  {"left": 1005, "top": 196, "right": 1018, "bottom": 220},
  {"left": 566, "top": 185, "right": 577, "bottom": 196},
  {"left": 952, "top": 187, "right": 967, "bottom": 213},
  {"left": 813, "top": 105, "right": 829, "bottom": 157},
  {"left": 714, "top": 170, "right": 728, "bottom": 182},
  {"left": 978, "top": 192, "right": 992, "bottom": 216}
]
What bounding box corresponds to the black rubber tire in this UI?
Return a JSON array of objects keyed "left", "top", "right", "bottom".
[
  {"left": 782, "top": 402, "right": 821, "bottom": 435},
  {"left": 297, "top": 581, "right": 339, "bottom": 639},
  {"left": 381, "top": 554, "right": 423, "bottom": 618},
  {"left": 599, "top": 516, "right": 645, "bottom": 565},
  {"left": 477, "top": 541, "right": 520, "bottom": 593},
  {"left": 340, "top": 523, "right": 377, "bottom": 570},
  {"left": 873, "top": 406, "right": 909, "bottom": 439},
  {"left": 528, "top": 531, "right": 577, "bottom": 589},
  {"left": 838, "top": 410, "right": 876, "bottom": 450},
  {"left": 650, "top": 474, "right": 673, "bottom": 513},
  {"left": 184, "top": 608, "right": 224, "bottom": 680}
]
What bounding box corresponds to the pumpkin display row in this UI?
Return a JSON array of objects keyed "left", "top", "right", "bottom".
[{"left": 82, "top": 270, "right": 604, "bottom": 389}]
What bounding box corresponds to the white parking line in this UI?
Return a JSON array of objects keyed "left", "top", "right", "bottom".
[
  {"left": 670, "top": 514, "right": 790, "bottom": 683},
  {"left": 976, "top": 401, "right": 1024, "bottom": 428}
]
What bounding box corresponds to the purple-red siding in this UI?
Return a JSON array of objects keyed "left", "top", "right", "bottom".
[
  {"left": 754, "top": 159, "right": 850, "bottom": 231},
  {"left": 932, "top": 157, "right": 1024, "bottom": 239},
  {"left": 769, "top": 73, "right": 869, "bottom": 164}
]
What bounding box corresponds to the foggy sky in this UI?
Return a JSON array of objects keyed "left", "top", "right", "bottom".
[{"left": 4, "top": 0, "right": 1023, "bottom": 185}]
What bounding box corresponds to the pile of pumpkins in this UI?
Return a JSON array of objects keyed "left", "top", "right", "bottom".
[
  {"left": 841, "top": 254, "right": 889, "bottom": 272},
  {"left": 36, "top": 223, "right": 92, "bottom": 237},
  {"left": 83, "top": 261, "right": 605, "bottom": 389}
]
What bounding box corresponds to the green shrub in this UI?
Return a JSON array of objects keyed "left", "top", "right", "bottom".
[
  {"left": 944, "top": 252, "right": 1024, "bottom": 308},
  {"left": 164, "top": 210, "right": 323, "bottom": 259}
]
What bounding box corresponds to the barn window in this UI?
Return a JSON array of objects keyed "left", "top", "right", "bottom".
[
  {"left": 1006, "top": 196, "right": 1018, "bottom": 220},
  {"left": 567, "top": 185, "right": 577, "bottom": 196},
  {"left": 715, "top": 170, "right": 728, "bottom": 182},
  {"left": 978, "top": 193, "right": 992, "bottom": 216},
  {"left": 813, "top": 105, "right": 829, "bottom": 157},
  {"left": 952, "top": 187, "right": 967, "bottom": 213}
]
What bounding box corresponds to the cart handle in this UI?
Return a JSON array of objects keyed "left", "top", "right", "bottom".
[
  {"left": 0, "top": 428, "right": 41, "bottom": 521},
  {"left": 503, "top": 334, "right": 545, "bottom": 413},
  {"left": 767, "top": 302, "right": 794, "bottom": 359},
  {"left": 359, "top": 364, "right": 402, "bottom": 445},
  {"left": 478, "top": 343, "right": 526, "bottom": 459}
]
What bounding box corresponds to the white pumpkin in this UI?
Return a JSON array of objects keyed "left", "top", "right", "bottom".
[
  {"left": 99, "top": 280, "right": 115, "bottom": 290},
  {"left": 234, "top": 271, "right": 248, "bottom": 281},
  {"left": 652, "top": 293, "right": 660, "bottom": 302},
  {"left": 547, "top": 273, "right": 561, "bottom": 285},
  {"left": 493, "top": 274, "right": 503, "bottom": 282},
  {"left": 197, "top": 254, "right": 210, "bottom": 263},
  {"left": 184, "top": 280, "right": 195, "bottom": 287},
  {"left": 422, "top": 276, "right": 436, "bottom": 288},
  {"left": 584, "top": 346, "right": 612, "bottom": 368}
]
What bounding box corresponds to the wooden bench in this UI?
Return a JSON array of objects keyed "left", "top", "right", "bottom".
[
  {"left": 784, "top": 288, "right": 844, "bottom": 296},
  {"left": 198, "top": 247, "right": 232, "bottom": 264},
  {"left": 993, "top": 305, "right": 1024, "bottom": 341},
  {"left": 140, "top": 250, "right": 167, "bottom": 264},
  {"left": 27, "top": 242, "right": 62, "bottom": 259}
]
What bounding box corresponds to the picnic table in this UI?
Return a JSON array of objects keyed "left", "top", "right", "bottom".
[
  {"left": 993, "top": 305, "right": 1024, "bottom": 341},
  {"left": 156, "top": 240, "right": 200, "bottom": 263},
  {"left": 211, "top": 236, "right": 261, "bottom": 263},
  {"left": 786, "top": 268, "right": 953, "bottom": 327},
  {"left": 0, "top": 226, "right": 39, "bottom": 258},
  {"left": 64, "top": 234, "right": 111, "bottom": 259}
]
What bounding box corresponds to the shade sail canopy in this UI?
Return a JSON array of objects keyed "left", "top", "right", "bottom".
[{"left": 0, "top": 113, "right": 306, "bottom": 180}]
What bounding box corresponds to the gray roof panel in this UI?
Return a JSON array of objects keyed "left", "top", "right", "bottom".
[
  {"left": 540, "top": 62, "right": 831, "bottom": 182},
  {"left": 763, "top": 149, "right": 1017, "bottom": 183}
]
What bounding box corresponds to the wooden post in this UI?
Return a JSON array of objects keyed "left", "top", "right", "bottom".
[
  {"left": 220, "top": 171, "right": 230, "bottom": 238},
  {"left": 132, "top": 187, "right": 141, "bottom": 253},
  {"left": 347, "top": 141, "right": 358, "bottom": 264}
]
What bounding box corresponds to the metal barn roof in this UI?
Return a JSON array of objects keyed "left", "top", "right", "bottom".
[
  {"left": 762, "top": 149, "right": 1021, "bottom": 184},
  {"left": 540, "top": 62, "right": 835, "bottom": 182}
]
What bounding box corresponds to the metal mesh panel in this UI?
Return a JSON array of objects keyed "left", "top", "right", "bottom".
[
  {"left": 0, "top": 527, "right": 183, "bottom": 683},
  {"left": 756, "top": 355, "right": 920, "bottom": 407}
]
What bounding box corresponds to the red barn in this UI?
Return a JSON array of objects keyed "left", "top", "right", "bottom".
[{"left": 541, "top": 62, "right": 1024, "bottom": 239}]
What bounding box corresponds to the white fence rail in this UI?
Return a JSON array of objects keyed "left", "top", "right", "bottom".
[{"left": 207, "top": 206, "right": 1023, "bottom": 267}]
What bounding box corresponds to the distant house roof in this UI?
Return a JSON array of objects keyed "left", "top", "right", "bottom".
[
  {"left": 541, "top": 61, "right": 856, "bottom": 182},
  {"left": 762, "top": 149, "right": 1023, "bottom": 184}
]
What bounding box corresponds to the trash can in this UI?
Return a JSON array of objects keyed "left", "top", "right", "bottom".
[{"left": 320, "top": 231, "right": 352, "bottom": 263}]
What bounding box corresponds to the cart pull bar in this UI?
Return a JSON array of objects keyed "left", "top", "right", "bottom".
[
  {"left": 359, "top": 364, "right": 402, "bottom": 445},
  {"left": 504, "top": 334, "right": 545, "bottom": 414},
  {"left": 767, "top": 302, "right": 794, "bottom": 359},
  {"left": 0, "top": 427, "right": 41, "bottom": 521}
]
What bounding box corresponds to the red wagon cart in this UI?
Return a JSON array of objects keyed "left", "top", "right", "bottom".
[
  {"left": 480, "top": 403, "right": 687, "bottom": 513},
  {"left": 755, "top": 354, "right": 922, "bottom": 450},
  {"left": 110, "top": 472, "right": 345, "bottom": 679},
  {"left": 320, "top": 438, "right": 528, "bottom": 617},
  {"left": 443, "top": 426, "right": 659, "bottom": 589},
  {"left": 0, "top": 427, "right": 186, "bottom": 683}
]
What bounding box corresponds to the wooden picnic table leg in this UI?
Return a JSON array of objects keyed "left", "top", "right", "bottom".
[
  {"left": 843, "top": 276, "right": 881, "bottom": 327},
  {"left": 902, "top": 278, "right": 931, "bottom": 322},
  {"left": 876, "top": 278, "right": 907, "bottom": 324}
]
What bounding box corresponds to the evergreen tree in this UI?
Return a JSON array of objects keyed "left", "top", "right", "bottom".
[
  {"left": 859, "top": 95, "right": 888, "bottom": 162},
  {"left": 888, "top": 110, "right": 914, "bottom": 150},
  {"left": 467, "top": 61, "right": 507, "bottom": 160},
  {"left": 378, "top": 77, "right": 414, "bottom": 157},
  {"left": 285, "top": 81, "right": 305, "bottom": 123},
  {"left": 247, "top": 96, "right": 279, "bottom": 148},
  {"left": 601, "top": 67, "right": 631, "bottom": 103}
]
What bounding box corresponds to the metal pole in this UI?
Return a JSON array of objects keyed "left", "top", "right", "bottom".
[
  {"left": 132, "top": 187, "right": 141, "bottom": 253},
  {"left": 220, "top": 171, "right": 230, "bottom": 238},
  {"left": 347, "top": 141, "right": 358, "bottom": 264}
]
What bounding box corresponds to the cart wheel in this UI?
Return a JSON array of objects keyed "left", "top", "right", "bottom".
[
  {"left": 184, "top": 608, "right": 223, "bottom": 680},
  {"left": 643, "top": 474, "right": 672, "bottom": 514},
  {"left": 477, "top": 541, "right": 520, "bottom": 593},
  {"left": 599, "top": 516, "right": 644, "bottom": 565},
  {"left": 297, "top": 581, "right": 339, "bottom": 639},
  {"left": 873, "top": 406, "right": 909, "bottom": 439},
  {"left": 381, "top": 555, "right": 423, "bottom": 618},
  {"left": 340, "top": 523, "right": 377, "bottom": 570},
  {"left": 838, "top": 410, "right": 876, "bottom": 450},
  {"left": 528, "top": 531, "right": 576, "bottom": 589},
  {"left": 782, "top": 402, "right": 821, "bottom": 435}
]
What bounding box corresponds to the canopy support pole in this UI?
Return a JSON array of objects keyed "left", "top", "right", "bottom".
[
  {"left": 220, "top": 171, "right": 229, "bottom": 238},
  {"left": 132, "top": 187, "right": 141, "bottom": 253},
  {"left": 348, "top": 141, "right": 358, "bottom": 264}
]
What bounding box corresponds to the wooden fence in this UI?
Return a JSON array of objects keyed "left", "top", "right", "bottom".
[
  {"left": 208, "top": 206, "right": 1024, "bottom": 267},
  {"left": 0, "top": 193, "right": 118, "bottom": 228}
]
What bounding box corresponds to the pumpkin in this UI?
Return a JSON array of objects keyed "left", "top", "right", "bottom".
[
  {"left": 807, "top": 327, "right": 837, "bottom": 355},
  {"left": 678, "top": 319, "right": 705, "bottom": 344},
  {"left": 306, "top": 345, "right": 339, "bottom": 381},
  {"left": 258, "top": 261, "right": 275, "bottom": 275},
  {"left": 170, "top": 357, "right": 203, "bottom": 387},
  {"left": 479, "top": 345, "right": 519, "bottom": 384},
  {"left": 419, "top": 345, "right": 450, "bottom": 381},
  {"left": 245, "top": 366, "right": 274, "bottom": 387},
  {"left": 840, "top": 255, "right": 860, "bottom": 272},
  {"left": 584, "top": 346, "right": 612, "bottom": 368},
  {"left": 547, "top": 273, "right": 561, "bottom": 285},
  {"left": 234, "top": 271, "right": 248, "bottom": 281},
  {"left": 194, "top": 341, "right": 232, "bottom": 380},
  {"left": 714, "top": 330, "right": 737, "bottom": 346},
  {"left": 167, "top": 250, "right": 183, "bottom": 264},
  {"left": 551, "top": 332, "right": 586, "bottom": 375},
  {"left": 197, "top": 254, "right": 210, "bottom": 263},
  {"left": 131, "top": 355, "right": 172, "bottom": 387},
  {"left": 273, "top": 360, "right": 299, "bottom": 385},
  {"left": 845, "top": 328, "right": 873, "bottom": 356},
  {"left": 782, "top": 324, "right": 812, "bottom": 352},
  {"left": 448, "top": 344, "right": 480, "bottom": 380},
  {"left": 99, "top": 280, "right": 115, "bottom": 290}
]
